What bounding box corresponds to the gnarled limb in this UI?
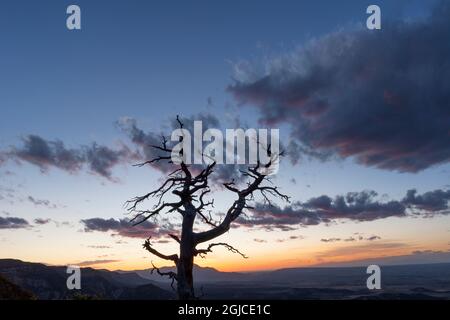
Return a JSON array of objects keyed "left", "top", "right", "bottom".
[
  {"left": 151, "top": 261, "right": 178, "bottom": 290},
  {"left": 195, "top": 242, "right": 248, "bottom": 259},
  {"left": 195, "top": 160, "right": 290, "bottom": 244},
  {"left": 143, "top": 238, "right": 179, "bottom": 262},
  {"left": 129, "top": 201, "right": 183, "bottom": 225},
  {"left": 168, "top": 234, "right": 181, "bottom": 243}
]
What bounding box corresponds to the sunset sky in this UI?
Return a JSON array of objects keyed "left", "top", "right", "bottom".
[{"left": 1, "top": 0, "right": 450, "bottom": 272}]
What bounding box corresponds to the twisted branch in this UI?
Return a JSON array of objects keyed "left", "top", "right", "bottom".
[
  {"left": 143, "top": 238, "right": 178, "bottom": 262},
  {"left": 195, "top": 242, "right": 248, "bottom": 259},
  {"left": 151, "top": 262, "right": 178, "bottom": 290}
]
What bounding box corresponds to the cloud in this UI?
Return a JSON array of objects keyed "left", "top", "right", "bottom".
[
  {"left": 0, "top": 186, "right": 16, "bottom": 203},
  {"left": 236, "top": 202, "right": 321, "bottom": 230},
  {"left": 80, "top": 217, "right": 174, "bottom": 239},
  {"left": 28, "top": 196, "right": 58, "bottom": 209},
  {"left": 87, "top": 245, "right": 112, "bottom": 249},
  {"left": 315, "top": 242, "right": 409, "bottom": 260},
  {"left": 13, "top": 135, "right": 83, "bottom": 172},
  {"left": 116, "top": 116, "right": 179, "bottom": 174},
  {"left": 277, "top": 236, "right": 305, "bottom": 242},
  {"left": 412, "top": 249, "right": 445, "bottom": 255},
  {"left": 228, "top": 3, "right": 450, "bottom": 172},
  {"left": 154, "top": 239, "right": 170, "bottom": 244},
  {"left": 5, "top": 135, "right": 137, "bottom": 180},
  {"left": 3, "top": 111, "right": 269, "bottom": 185},
  {"left": 238, "top": 188, "right": 450, "bottom": 230},
  {"left": 52, "top": 221, "right": 73, "bottom": 228},
  {"left": 321, "top": 238, "right": 341, "bottom": 243},
  {"left": 403, "top": 189, "right": 450, "bottom": 213},
  {"left": 321, "top": 235, "right": 381, "bottom": 243},
  {"left": 85, "top": 143, "right": 138, "bottom": 179},
  {"left": 117, "top": 113, "right": 249, "bottom": 184},
  {"left": 75, "top": 259, "right": 120, "bottom": 267},
  {"left": 0, "top": 216, "right": 30, "bottom": 229},
  {"left": 33, "top": 218, "right": 51, "bottom": 225},
  {"left": 253, "top": 238, "right": 267, "bottom": 243},
  {"left": 320, "top": 247, "right": 450, "bottom": 267},
  {"left": 1, "top": 170, "right": 15, "bottom": 176}
]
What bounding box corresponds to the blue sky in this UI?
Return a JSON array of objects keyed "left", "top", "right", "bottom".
[
  {"left": 0, "top": 0, "right": 437, "bottom": 141},
  {"left": 1, "top": 0, "right": 449, "bottom": 271}
]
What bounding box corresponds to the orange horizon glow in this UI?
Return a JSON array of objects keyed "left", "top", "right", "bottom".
[
  {"left": 43, "top": 244, "right": 448, "bottom": 272},
  {"left": 3, "top": 215, "right": 449, "bottom": 273}
]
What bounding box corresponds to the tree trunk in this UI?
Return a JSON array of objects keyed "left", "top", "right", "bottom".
[
  {"left": 177, "top": 204, "right": 196, "bottom": 300},
  {"left": 176, "top": 247, "right": 195, "bottom": 299}
]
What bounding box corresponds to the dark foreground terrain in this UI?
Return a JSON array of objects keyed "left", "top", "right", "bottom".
[
  {"left": 0, "top": 259, "right": 173, "bottom": 299},
  {"left": 1, "top": 259, "right": 449, "bottom": 299}
]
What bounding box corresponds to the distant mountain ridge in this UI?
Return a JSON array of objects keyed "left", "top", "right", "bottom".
[
  {"left": 316, "top": 251, "right": 450, "bottom": 268},
  {"left": 127, "top": 262, "right": 450, "bottom": 287},
  {"left": 125, "top": 262, "right": 450, "bottom": 299},
  {"left": 125, "top": 264, "right": 247, "bottom": 283},
  {"left": 2, "top": 259, "right": 450, "bottom": 299},
  {"left": 0, "top": 259, "right": 174, "bottom": 300}
]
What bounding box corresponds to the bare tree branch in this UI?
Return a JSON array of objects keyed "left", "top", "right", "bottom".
[
  {"left": 151, "top": 261, "right": 178, "bottom": 290},
  {"left": 195, "top": 157, "right": 290, "bottom": 244},
  {"left": 195, "top": 242, "right": 248, "bottom": 259},
  {"left": 143, "top": 238, "right": 179, "bottom": 262},
  {"left": 168, "top": 234, "right": 181, "bottom": 243}
]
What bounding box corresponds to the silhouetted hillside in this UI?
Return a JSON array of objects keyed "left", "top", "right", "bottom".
[
  {"left": 2, "top": 259, "right": 449, "bottom": 300},
  {"left": 0, "top": 274, "right": 35, "bottom": 300},
  {"left": 0, "top": 259, "right": 174, "bottom": 300}
]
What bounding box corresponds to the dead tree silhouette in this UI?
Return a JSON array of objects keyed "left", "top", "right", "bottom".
[{"left": 126, "top": 116, "right": 290, "bottom": 300}]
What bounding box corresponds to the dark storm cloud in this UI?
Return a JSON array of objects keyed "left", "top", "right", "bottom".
[
  {"left": 6, "top": 135, "right": 137, "bottom": 180},
  {"left": 80, "top": 217, "right": 174, "bottom": 239},
  {"left": 237, "top": 188, "right": 450, "bottom": 230},
  {"left": 0, "top": 216, "right": 30, "bottom": 229},
  {"left": 228, "top": 3, "right": 450, "bottom": 172}
]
